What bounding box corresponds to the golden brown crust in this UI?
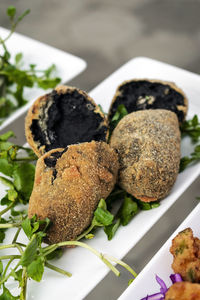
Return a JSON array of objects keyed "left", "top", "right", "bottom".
[
  {"left": 170, "top": 228, "right": 200, "bottom": 283},
  {"left": 28, "top": 141, "right": 119, "bottom": 244},
  {"left": 110, "top": 109, "right": 181, "bottom": 202},
  {"left": 25, "top": 85, "right": 108, "bottom": 157},
  {"left": 108, "top": 78, "right": 188, "bottom": 123},
  {"left": 165, "top": 282, "right": 200, "bottom": 300}
]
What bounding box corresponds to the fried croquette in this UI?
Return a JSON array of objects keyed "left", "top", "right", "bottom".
[
  {"left": 108, "top": 79, "right": 188, "bottom": 124},
  {"left": 28, "top": 141, "right": 119, "bottom": 244},
  {"left": 170, "top": 228, "right": 200, "bottom": 283},
  {"left": 25, "top": 85, "right": 108, "bottom": 157},
  {"left": 109, "top": 109, "right": 181, "bottom": 202},
  {"left": 165, "top": 282, "right": 200, "bottom": 300}
]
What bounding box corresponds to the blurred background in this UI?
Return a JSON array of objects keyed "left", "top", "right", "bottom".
[
  {"left": 1, "top": 0, "right": 200, "bottom": 92},
  {"left": 0, "top": 1, "right": 200, "bottom": 299}
]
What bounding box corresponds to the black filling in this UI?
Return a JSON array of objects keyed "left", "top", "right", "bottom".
[
  {"left": 109, "top": 81, "right": 186, "bottom": 123},
  {"left": 30, "top": 90, "right": 107, "bottom": 152},
  {"left": 44, "top": 149, "right": 68, "bottom": 168},
  {"left": 44, "top": 149, "right": 67, "bottom": 184}
]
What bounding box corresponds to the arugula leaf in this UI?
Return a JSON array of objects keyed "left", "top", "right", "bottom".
[
  {"left": 7, "top": 189, "right": 18, "bottom": 202},
  {"left": 27, "top": 257, "right": 44, "bottom": 282},
  {"left": 109, "top": 104, "right": 128, "bottom": 138},
  {"left": 94, "top": 207, "right": 114, "bottom": 226},
  {"left": 20, "top": 235, "right": 38, "bottom": 267},
  {"left": 21, "top": 218, "right": 32, "bottom": 239},
  {"left": 137, "top": 199, "right": 160, "bottom": 210},
  {"left": 0, "top": 159, "right": 15, "bottom": 177},
  {"left": 0, "top": 6, "right": 61, "bottom": 124},
  {"left": 11, "top": 269, "right": 23, "bottom": 282},
  {"left": 22, "top": 216, "right": 50, "bottom": 239},
  {"left": 0, "top": 286, "right": 19, "bottom": 300},
  {"left": 15, "top": 53, "right": 23, "bottom": 66},
  {"left": 13, "top": 163, "right": 35, "bottom": 202},
  {"left": 117, "top": 196, "right": 138, "bottom": 226},
  {"left": 180, "top": 144, "right": 200, "bottom": 172},
  {"left": 0, "top": 131, "right": 15, "bottom": 141},
  {"left": 104, "top": 219, "right": 121, "bottom": 240},
  {"left": 181, "top": 115, "right": 200, "bottom": 142},
  {"left": 93, "top": 199, "right": 114, "bottom": 226},
  {"left": 36, "top": 77, "right": 61, "bottom": 90},
  {"left": 0, "top": 195, "right": 11, "bottom": 206}
]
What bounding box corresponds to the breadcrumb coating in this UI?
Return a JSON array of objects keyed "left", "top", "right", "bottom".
[
  {"left": 165, "top": 282, "right": 200, "bottom": 300},
  {"left": 110, "top": 109, "right": 181, "bottom": 202},
  {"left": 28, "top": 141, "right": 119, "bottom": 244},
  {"left": 170, "top": 228, "right": 200, "bottom": 283}
]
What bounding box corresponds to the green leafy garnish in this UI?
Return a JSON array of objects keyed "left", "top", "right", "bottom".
[
  {"left": 109, "top": 104, "right": 128, "bottom": 138},
  {"left": 104, "top": 219, "right": 121, "bottom": 241},
  {"left": 180, "top": 144, "right": 200, "bottom": 172},
  {"left": 117, "top": 196, "right": 138, "bottom": 226},
  {"left": 0, "top": 132, "right": 137, "bottom": 298},
  {"left": 181, "top": 115, "right": 200, "bottom": 143},
  {"left": 0, "top": 6, "right": 61, "bottom": 124}
]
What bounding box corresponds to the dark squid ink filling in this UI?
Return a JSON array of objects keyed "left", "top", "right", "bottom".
[
  {"left": 44, "top": 149, "right": 67, "bottom": 184},
  {"left": 30, "top": 90, "right": 107, "bottom": 152},
  {"left": 109, "top": 81, "right": 186, "bottom": 123}
]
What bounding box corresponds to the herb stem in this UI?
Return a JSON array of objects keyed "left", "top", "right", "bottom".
[
  {"left": 76, "top": 223, "right": 95, "bottom": 241},
  {"left": 16, "top": 242, "right": 26, "bottom": 248},
  {"left": 104, "top": 254, "right": 138, "bottom": 278},
  {"left": 45, "top": 241, "right": 120, "bottom": 277},
  {"left": 0, "top": 200, "right": 16, "bottom": 217},
  {"left": 0, "top": 222, "right": 21, "bottom": 229},
  {"left": 14, "top": 157, "right": 37, "bottom": 162},
  {"left": 0, "top": 261, "right": 20, "bottom": 285},
  {"left": 2, "top": 257, "right": 15, "bottom": 277},
  {"left": 20, "top": 268, "right": 27, "bottom": 300},
  {"left": 0, "top": 254, "right": 21, "bottom": 260},
  {"left": 0, "top": 243, "right": 23, "bottom": 254},
  {"left": 45, "top": 261, "right": 72, "bottom": 277},
  {"left": 43, "top": 245, "right": 58, "bottom": 257},
  {"left": 12, "top": 227, "right": 21, "bottom": 243}
]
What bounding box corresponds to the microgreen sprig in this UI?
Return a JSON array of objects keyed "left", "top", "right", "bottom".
[{"left": 0, "top": 6, "right": 61, "bottom": 124}]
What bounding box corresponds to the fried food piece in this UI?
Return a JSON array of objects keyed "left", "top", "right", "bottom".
[
  {"left": 110, "top": 109, "right": 181, "bottom": 202},
  {"left": 108, "top": 79, "right": 188, "bottom": 124},
  {"left": 165, "top": 282, "right": 200, "bottom": 300},
  {"left": 25, "top": 85, "right": 108, "bottom": 157},
  {"left": 28, "top": 141, "right": 119, "bottom": 244},
  {"left": 170, "top": 228, "right": 200, "bottom": 283}
]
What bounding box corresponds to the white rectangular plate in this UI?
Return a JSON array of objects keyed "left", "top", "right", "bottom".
[
  {"left": 0, "top": 27, "right": 86, "bottom": 130},
  {"left": 0, "top": 57, "right": 200, "bottom": 299},
  {"left": 118, "top": 203, "right": 200, "bottom": 300}
]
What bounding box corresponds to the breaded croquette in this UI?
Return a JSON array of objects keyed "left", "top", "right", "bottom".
[
  {"left": 108, "top": 79, "right": 188, "bottom": 124},
  {"left": 110, "top": 109, "right": 181, "bottom": 202},
  {"left": 28, "top": 141, "right": 119, "bottom": 244},
  {"left": 165, "top": 282, "right": 200, "bottom": 300},
  {"left": 170, "top": 228, "right": 200, "bottom": 283},
  {"left": 25, "top": 85, "right": 108, "bottom": 157}
]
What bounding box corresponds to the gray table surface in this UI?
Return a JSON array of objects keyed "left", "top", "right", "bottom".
[{"left": 0, "top": 0, "right": 200, "bottom": 299}]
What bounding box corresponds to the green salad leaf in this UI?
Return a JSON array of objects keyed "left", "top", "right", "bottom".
[{"left": 0, "top": 6, "right": 61, "bottom": 124}]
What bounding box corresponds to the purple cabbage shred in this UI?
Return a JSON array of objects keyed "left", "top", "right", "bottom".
[{"left": 140, "top": 273, "right": 183, "bottom": 300}]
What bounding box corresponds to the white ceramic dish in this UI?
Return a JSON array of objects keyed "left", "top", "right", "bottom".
[
  {"left": 118, "top": 203, "right": 200, "bottom": 300},
  {"left": 0, "top": 57, "right": 200, "bottom": 299},
  {"left": 0, "top": 27, "right": 86, "bottom": 131}
]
